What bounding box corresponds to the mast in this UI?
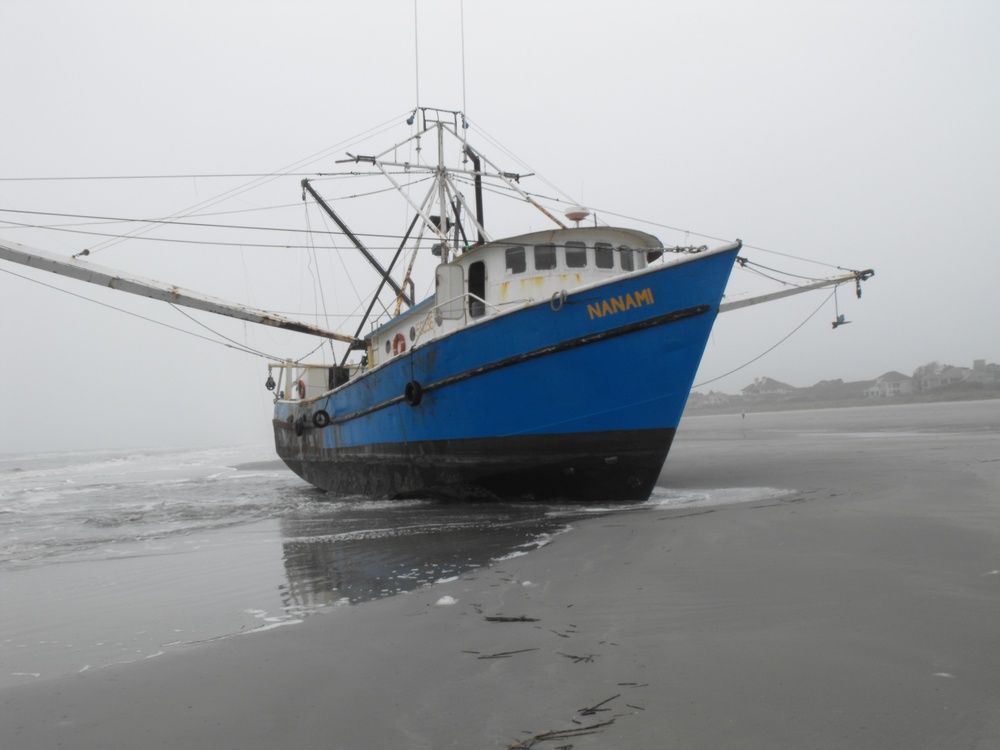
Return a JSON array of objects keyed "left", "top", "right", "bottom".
[
  {"left": 436, "top": 120, "right": 450, "bottom": 263},
  {"left": 343, "top": 108, "right": 499, "bottom": 259}
]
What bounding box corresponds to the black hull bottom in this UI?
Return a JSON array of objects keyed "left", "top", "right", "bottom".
[{"left": 276, "top": 428, "right": 676, "bottom": 502}]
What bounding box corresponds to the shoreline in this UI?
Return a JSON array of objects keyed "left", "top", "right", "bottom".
[
  {"left": 3, "top": 401, "right": 1000, "bottom": 748},
  {"left": 685, "top": 388, "right": 1000, "bottom": 416}
]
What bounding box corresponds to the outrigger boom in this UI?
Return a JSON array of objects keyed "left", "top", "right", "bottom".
[
  {"left": 0, "top": 239, "right": 358, "bottom": 344},
  {"left": 718, "top": 267, "right": 875, "bottom": 313}
]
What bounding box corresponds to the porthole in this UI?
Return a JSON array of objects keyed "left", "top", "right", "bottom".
[
  {"left": 384, "top": 340, "right": 391, "bottom": 354},
  {"left": 409, "top": 326, "right": 416, "bottom": 341}
]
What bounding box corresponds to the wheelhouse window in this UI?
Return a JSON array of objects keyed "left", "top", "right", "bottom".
[
  {"left": 468, "top": 261, "right": 486, "bottom": 318},
  {"left": 505, "top": 246, "right": 526, "bottom": 275},
  {"left": 620, "top": 249, "right": 634, "bottom": 271},
  {"left": 565, "top": 241, "right": 587, "bottom": 269},
  {"left": 534, "top": 244, "right": 556, "bottom": 271},
  {"left": 595, "top": 242, "right": 614, "bottom": 269}
]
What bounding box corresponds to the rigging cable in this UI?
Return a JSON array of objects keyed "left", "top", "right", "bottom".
[
  {"left": 594, "top": 206, "right": 849, "bottom": 272},
  {"left": 0, "top": 199, "right": 427, "bottom": 240},
  {"left": 734, "top": 257, "right": 844, "bottom": 283},
  {"left": 76, "top": 113, "right": 409, "bottom": 257},
  {"left": 693, "top": 288, "right": 838, "bottom": 389},
  {"left": 0, "top": 218, "right": 411, "bottom": 252},
  {"left": 467, "top": 122, "right": 578, "bottom": 207},
  {"left": 0, "top": 266, "right": 282, "bottom": 361},
  {"left": 0, "top": 172, "right": 383, "bottom": 182},
  {"left": 305, "top": 195, "right": 393, "bottom": 322},
  {"left": 294, "top": 337, "right": 331, "bottom": 365},
  {"left": 302, "top": 203, "right": 337, "bottom": 360},
  {"left": 167, "top": 303, "right": 278, "bottom": 359}
]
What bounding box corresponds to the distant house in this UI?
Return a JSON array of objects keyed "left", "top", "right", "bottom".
[
  {"left": 968, "top": 360, "right": 999, "bottom": 385},
  {"left": 685, "top": 390, "right": 736, "bottom": 409},
  {"left": 921, "top": 367, "right": 971, "bottom": 391},
  {"left": 701, "top": 390, "right": 734, "bottom": 406},
  {"left": 741, "top": 377, "right": 794, "bottom": 399},
  {"left": 865, "top": 371, "right": 913, "bottom": 398}
]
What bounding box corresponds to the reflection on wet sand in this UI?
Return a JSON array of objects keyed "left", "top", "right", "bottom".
[{"left": 277, "top": 501, "right": 604, "bottom": 608}]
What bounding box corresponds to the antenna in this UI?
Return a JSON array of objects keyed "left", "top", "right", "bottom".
[
  {"left": 412, "top": 0, "right": 421, "bottom": 110},
  {"left": 460, "top": 0, "right": 467, "bottom": 115},
  {"left": 565, "top": 206, "right": 591, "bottom": 226}
]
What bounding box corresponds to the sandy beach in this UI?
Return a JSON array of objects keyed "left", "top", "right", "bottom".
[{"left": 2, "top": 401, "right": 1000, "bottom": 748}]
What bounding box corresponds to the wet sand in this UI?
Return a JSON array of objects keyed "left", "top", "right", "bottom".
[{"left": 3, "top": 401, "right": 1000, "bottom": 748}]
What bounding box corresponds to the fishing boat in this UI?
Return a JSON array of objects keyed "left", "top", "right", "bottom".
[{"left": 0, "top": 107, "right": 872, "bottom": 501}]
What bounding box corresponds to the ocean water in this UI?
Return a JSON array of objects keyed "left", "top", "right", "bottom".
[
  {"left": 0, "top": 445, "right": 302, "bottom": 568},
  {"left": 0, "top": 442, "right": 788, "bottom": 687}
]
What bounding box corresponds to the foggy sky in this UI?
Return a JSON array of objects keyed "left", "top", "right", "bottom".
[{"left": 1, "top": 0, "right": 997, "bottom": 454}]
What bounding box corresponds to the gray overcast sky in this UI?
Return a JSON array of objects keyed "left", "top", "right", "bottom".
[{"left": 1, "top": 0, "right": 998, "bottom": 454}]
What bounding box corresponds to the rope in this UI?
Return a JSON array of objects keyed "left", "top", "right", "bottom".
[
  {"left": 167, "top": 304, "right": 277, "bottom": 359},
  {"left": 72, "top": 113, "right": 409, "bottom": 257},
  {"left": 739, "top": 257, "right": 839, "bottom": 283},
  {"left": 0, "top": 218, "right": 417, "bottom": 251},
  {"left": 0, "top": 203, "right": 425, "bottom": 241},
  {"left": 694, "top": 289, "right": 837, "bottom": 389},
  {"left": 1, "top": 266, "right": 281, "bottom": 360},
  {"left": 301, "top": 205, "right": 335, "bottom": 359}
]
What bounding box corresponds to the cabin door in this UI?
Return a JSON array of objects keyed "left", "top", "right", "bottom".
[{"left": 468, "top": 261, "right": 486, "bottom": 318}]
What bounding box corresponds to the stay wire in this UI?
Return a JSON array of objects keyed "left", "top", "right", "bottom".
[
  {"left": 302, "top": 204, "right": 337, "bottom": 360},
  {"left": 295, "top": 337, "right": 330, "bottom": 364},
  {"left": 0, "top": 172, "right": 377, "bottom": 182},
  {"left": 81, "top": 113, "right": 410, "bottom": 256},
  {"left": 1, "top": 266, "right": 282, "bottom": 361},
  {"left": 739, "top": 258, "right": 843, "bottom": 282},
  {"left": 166, "top": 304, "right": 279, "bottom": 360},
  {"left": 0, "top": 205, "right": 417, "bottom": 241},
  {"left": 0, "top": 218, "right": 409, "bottom": 251},
  {"left": 694, "top": 289, "right": 837, "bottom": 389},
  {"left": 467, "top": 123, "right": 578, "bottom": 206}
]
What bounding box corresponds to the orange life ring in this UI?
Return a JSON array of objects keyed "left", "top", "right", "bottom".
[
  {"left": 393, "top": 332, "right": 406, "bottom": 356},
  {"left": 296, "top": 379, "right": 306, "bottom": 399}
]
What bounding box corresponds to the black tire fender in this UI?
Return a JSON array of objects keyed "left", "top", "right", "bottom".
[{"left": 404, "top": 380, "right": 423, "bottom": 407}]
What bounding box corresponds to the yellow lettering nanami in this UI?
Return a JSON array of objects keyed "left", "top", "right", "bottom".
[{"left": 587, "top": 288, "right": 656, "bottom": 320}]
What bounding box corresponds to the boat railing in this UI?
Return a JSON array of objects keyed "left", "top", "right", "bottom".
[
  {"left": 410, "top": 292, "right": 518, "bottom": 348},
  {"left": 267, "top": 360, "right": 350, "bottom": 402}
]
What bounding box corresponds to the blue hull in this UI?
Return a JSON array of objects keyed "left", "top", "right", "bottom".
[{"left": 274, "top": 247, "right": 739, "bottom": 501}]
